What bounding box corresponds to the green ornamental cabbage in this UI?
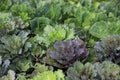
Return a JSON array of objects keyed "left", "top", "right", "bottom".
[
  {"left": 10, "top": 1, "right": 35, "bottom": 21},
  {"left": 31, "top": 70, "right": 65, "bottom": 80},
  {"left": 0, "top": 34, "right": 28, "bottom": 55},
  {"left": 30, "top": 24, "right": 75, "bottom": 47},
  {"left": 0, "top": 16, "right": 29, "bottom": 36},
  {"left": 66, "top": 61, "right": 120, "bottom": 80},
  {"left": 89, "top": 21, "right": 109, "bottom": 38},
  {"left": 0, "top": 0, "right": 12, "bottom": 11},
  {"left": 89, "top": 20, "right": 120, "bottom": 38}
]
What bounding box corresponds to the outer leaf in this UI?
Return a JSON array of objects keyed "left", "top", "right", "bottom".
[{"left": 30, "top": 17, "right": 52, "bottom": 34}]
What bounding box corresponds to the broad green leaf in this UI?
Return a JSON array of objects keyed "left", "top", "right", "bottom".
[{"left": 30, "top": 17, "right": 52, "bottom": 34}]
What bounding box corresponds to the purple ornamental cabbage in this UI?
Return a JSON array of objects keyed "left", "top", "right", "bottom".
[
  {"left": 94, "top": 34, "right": 120, "bottom": 64},
  {"left": 50, "top": 39, "right": 89, "bottom": 67}
]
